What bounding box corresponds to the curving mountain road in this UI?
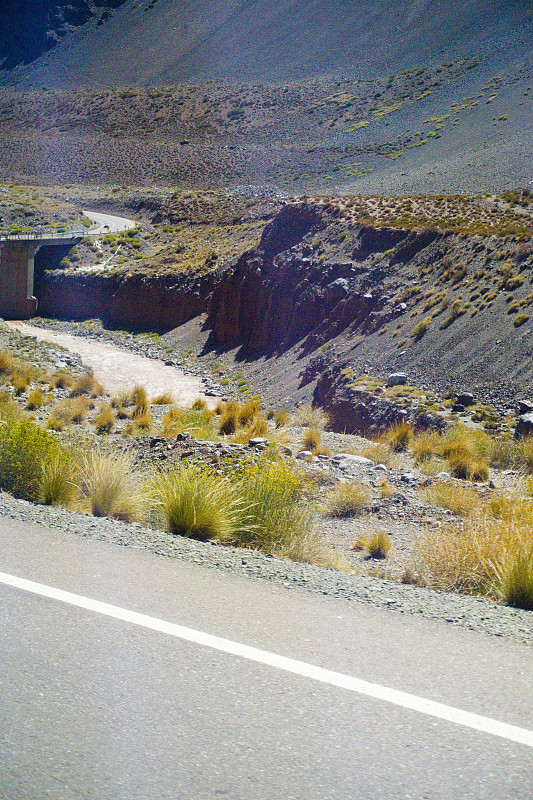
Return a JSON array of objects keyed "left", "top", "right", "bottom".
[{"left": 83, "top": 209, "right": 138, "bottom": 235}]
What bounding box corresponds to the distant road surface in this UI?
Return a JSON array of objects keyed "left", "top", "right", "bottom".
[
  {"left": 83, "top": 210, "right": 138, "bottom": 234},
  {"left": 0, "top": 519, "right": 532, "bottom": 800}
]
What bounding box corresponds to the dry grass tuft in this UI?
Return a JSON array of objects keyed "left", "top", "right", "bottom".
[
  {"left": 70, "top": 371, "right": 104, "bottom": 398},
  {"left": 385, "top": 422, "right": 413, "bottom": 452},
  {"left": 417, "top": 497, "right": 533, "bottom": 604},
  {"left": 152, "top": 392, "right": 174, "bottom": 405},
  {"left": 327, "top": 481, "right": 371, "bottom": 517},
  {"left": 94, "top": 403, "right": 115, "bottom": 434},
  {"left": 293, "top": 405, "right": 329, "bottom": 430},
  {"left": 274, "top": 409, "right": 289, "bottom": 428},
  {"left": 78, "top": 449, "right": 144, "bottom": 522},
  {"left": 425, "top": 482, "right": 481, "bottom": 517}
]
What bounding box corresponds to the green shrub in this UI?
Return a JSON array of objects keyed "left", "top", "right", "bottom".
[
  {"left": 0, "top": 415, "right": 61, "bottom": 502},
  {"left": 514, "top": 313, "right": 530, "bottom": 327},
  {"left": 411, "top": 317, "right": 431, "bottom": 340}
]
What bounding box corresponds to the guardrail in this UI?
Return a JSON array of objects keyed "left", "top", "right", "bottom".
[{"left": 0, "top": 226, "right": 87, "bottom": 243}]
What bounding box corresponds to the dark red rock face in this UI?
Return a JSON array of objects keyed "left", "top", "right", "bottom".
[{"left": 37, "top": 271, "right": 212, "bottom": 332}]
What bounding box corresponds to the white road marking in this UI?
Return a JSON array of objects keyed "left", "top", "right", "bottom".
[{"left": 1, "top": 570, "right": 532, "bottom": 749}]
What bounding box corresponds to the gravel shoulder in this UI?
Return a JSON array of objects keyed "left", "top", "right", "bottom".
[{"left": 1, "top": 491, "right": 531, "bottom": 646}]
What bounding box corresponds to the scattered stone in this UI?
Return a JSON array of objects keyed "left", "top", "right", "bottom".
[
  {"left": 401, "top": 472, "right": 416, "bottom": 484},
  {"left": 452, "top": 403, "right": 465, "bottom": 413},
  {"left": 387, "top": 372, "right": 407, "bottom": 387}
]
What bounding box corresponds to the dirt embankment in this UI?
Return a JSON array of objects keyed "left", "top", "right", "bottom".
[{"left": 37, "top": 199, "right": 533, "bottom": 418}]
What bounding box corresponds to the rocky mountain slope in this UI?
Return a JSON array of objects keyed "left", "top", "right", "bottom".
[{"left": 0, "top": 1, "right": 532, "bottom": 192}]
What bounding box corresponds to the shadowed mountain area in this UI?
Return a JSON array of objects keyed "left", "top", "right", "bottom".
[{"left": 0, "top": 1, "right": 532, "bottom": 191}]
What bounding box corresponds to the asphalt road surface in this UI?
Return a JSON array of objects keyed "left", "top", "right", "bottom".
[{"left": 0, "top": 519, "right": 531, "bottom": 800}]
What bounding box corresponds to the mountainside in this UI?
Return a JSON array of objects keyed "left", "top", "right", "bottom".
[
  {"left": 2, "top": 0, "right": 532, "bottom": 86},
  {"left": 0, "top": 2, "right": 532, "bottom": 192}
]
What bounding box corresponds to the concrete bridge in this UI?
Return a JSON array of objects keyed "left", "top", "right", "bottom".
[
  {"left": 0, "top": 227, "right": 86, "bottom": 319},
  {"left": 0, "top": 212, "right": 136, "bottom": 319}
]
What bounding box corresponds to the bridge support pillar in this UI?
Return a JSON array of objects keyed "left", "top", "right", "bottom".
[{"left": 0, "top": 242, "right": 38, "bottom": 319}]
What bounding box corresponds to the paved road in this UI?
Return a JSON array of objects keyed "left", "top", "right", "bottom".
[
  {"left": 83, "top": 210, "right": 138, "bottom": 235},
  {"left": 0, "top": 519, "right": 532, "bottom": 800}
]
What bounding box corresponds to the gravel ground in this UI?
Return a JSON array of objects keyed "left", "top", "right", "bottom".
[{"left": 1, "top": 491, "right": 531, "bottom": 646}]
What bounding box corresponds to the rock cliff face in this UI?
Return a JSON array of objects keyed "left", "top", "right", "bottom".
[
  {"left": 37, "top": 270, "right": 213, "bottom": 332},
  {"left": 208, "top": 204, "right": 438, "bottom": 353},
  {"left": 0, "top": 1, "right": 127, "bottom": 70}
]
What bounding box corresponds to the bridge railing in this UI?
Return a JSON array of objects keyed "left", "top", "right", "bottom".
[{"left": 0, "top": 226, "right": 87, "bottom": 243}]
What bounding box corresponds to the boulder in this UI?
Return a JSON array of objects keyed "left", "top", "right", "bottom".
[
  {"left": 331, "top": 454, "right": 373, "bottom": 466},
  {"left": 324, "top": 278, "right": 349, "bottom": 303},
  {"left": 515, "top": 413, "right": 533, "bottom": 439},
  {"left": 386, "top": 372, "right": 407, "bottom": 387},
  {"left": 249, "top": 437, "right": 269, "bottom": 447},
  {"left": 456, "top": 392, "right": 475, "bottom": 407},
  {"left": 518, "top": 399, "right": 533, "bottom": 414}
]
